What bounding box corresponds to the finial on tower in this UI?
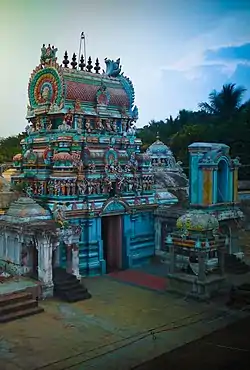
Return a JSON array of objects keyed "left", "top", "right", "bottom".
[{"left": 156, "top": 131, "right": 160, "bottom": 140}]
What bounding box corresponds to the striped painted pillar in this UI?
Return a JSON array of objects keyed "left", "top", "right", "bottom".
[
  {"left": 233, "top": 168, "right": 239, "bottom": 202},
  {"left": 203, "top": 168, "right": 213, "bottom": 205}
]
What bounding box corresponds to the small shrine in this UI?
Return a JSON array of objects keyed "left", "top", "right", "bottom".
[
  {"left": 161, "top": 142, "right": 245, "bottom": 299},
  {"left": 146, "top": 135, "right": 189, "bottom": 199},
  {"left": 6, "top": 43, "right": 177, "bottom": 287},
  {"left": 147, "top": 136, "right": 189, "bottom": 259},
  {"left": 188, "top": 142, "right": 244, "bottom": 258},
  {"left": 167, "top": 209, "right": 226, "bottom": 299},
  {"left": 0, "top": 197, "right": 58, "bottom": 297}
]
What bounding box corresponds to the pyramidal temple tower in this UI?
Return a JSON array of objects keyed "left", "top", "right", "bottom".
[{"left": 10, "top": 44, "right": 177, "bottom": 277}]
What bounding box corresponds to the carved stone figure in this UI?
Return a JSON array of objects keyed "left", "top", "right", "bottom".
[
  {"left": 85, "top": 118, "right": 92, "bottom": 133},
  {"left": 111, "top": 120, "right": 117, "bottom": 132},
  {"left": 78, "top": 180, "right": 87, "bottom": 195},
  {"left": 40, "top": 44, "right": 58, "bottom": 65},
  {"left": 104, "top": 58, "right": 122, "bottom": 77},
  {"left": 105, "top": 119, "right": 112, "bottom": 131},
  {"left": 77, "top": 117, "right": 83, "bottom": 131},
  {"left": 46, "top": 119, "right": 52, "bottom": 131},
  {"left": 95, "top": 118, "right": 104, "bottom": 131},
  {"left": 89, "top": 162, "right": 96, "bottom": 173},
  {"left": 64, "top": 108, "right": 73, "bottom": 126}
]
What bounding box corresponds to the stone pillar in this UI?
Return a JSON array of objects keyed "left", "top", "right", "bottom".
[
  {"left": 155, "top": 217, "right": 162, "bottom": 253},
  {"left": 218, "top": 246, "right": 225, "bottom": 276},
  {"left": 53, "top": 240, "right": 60, "bottom": 267},
  {"left": 198, "top": 250, "right": 206, "bottom": 281},
  {"left": 66, "top": 244, "right": 73, "bottom": 274},
  {"left": 37, "top": 234, "right": 54, "bottom": 298},
  {"left": 72, "top": 243, "right": 80, "bottom": 280},
  {"left": 169, "top": 243, "right": 176, "bottom": 274}
]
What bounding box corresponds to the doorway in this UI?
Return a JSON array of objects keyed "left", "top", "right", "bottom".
[{"left": 101, "top": 215, "right": 123, "bottom": 273}]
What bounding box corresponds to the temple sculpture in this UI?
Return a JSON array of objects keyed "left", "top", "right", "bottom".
[{"left": 0, "top": 44, "right": 177, "bottom": 299}]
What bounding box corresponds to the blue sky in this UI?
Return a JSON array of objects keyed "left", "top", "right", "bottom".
[{"left": 0, "top": 0, "right": 250, "bottom": 136}]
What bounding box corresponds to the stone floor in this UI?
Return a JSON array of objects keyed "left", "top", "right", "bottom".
[
  {"left": 134, "top": 315, "right": 250, "bottom": 370},
  {"left": 0, "top": 277, "right": 38, "bottom": 295},
  {"left": 0, "top": 273, "right": 249, "bottom": 370}
]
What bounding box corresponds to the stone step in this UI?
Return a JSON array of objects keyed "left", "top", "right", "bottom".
[
  {"left": 53, "top": 268, "right": 91, "bottom": 303},
  {"left": 54, "top": 279, "right": 83, "bottom": 290},
  {"left": 54, "top": 284, "right": 91, "bottom": 302},
  {"left": 53, "top": 278, "right": 79, "bottom": 288},
  {"left": 61, "top": 291, "right": 92, "bottom": 303},
  {"left": 0, "top": 292, "right": 33, "bottom": 308},
  {"left": 0, "top": 299, "right": 38, "bottom": 316},
  {"left": 0, "top": 306, "right": 44, "bottom": 323}
]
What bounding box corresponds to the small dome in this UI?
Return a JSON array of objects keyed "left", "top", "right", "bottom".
[
  {"left": 13, "top": 153, "right": 22, "bottom": 161},
  {"left": 2, "top": 168, "right": 17, "bottom": 182},
  {"left": 53, "top": 152, "right": 73, "bottom": 162},
  {"left": 142, "top": 153, "right": 150, "bottom": 161},
  {"left": 176, "top": 210, "right": 219, "bottom": 232},
  {"left": 0, "top": 176, "right": 12, "bottom": 192},
  {"left": 146, "top": 139, "right": 172, "bottom": 158},
  {"left": 2, "top": 197, "right": 52, "bottom": 223}
]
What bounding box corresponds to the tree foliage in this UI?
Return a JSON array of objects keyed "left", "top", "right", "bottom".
[
  {"left": 137, "top": 83, "right": 250, "bottom": 179},
  {"left": 0, "top": 133, "right": 25, "bottom": 164}
]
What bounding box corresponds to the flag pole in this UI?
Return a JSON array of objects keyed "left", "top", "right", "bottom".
[
  {"left": 83, "top": 33, "right": 87, "bottom": 69},
  {"left": 78, "top": 33, "right": 82, "bottom": 70},
  {"left": 78, "top": 32, "right": 86, "bottom": 70}
]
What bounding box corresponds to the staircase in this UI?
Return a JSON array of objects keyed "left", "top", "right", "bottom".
[
  {"left": 53, "top": 268, "right": 91, "bottom": 303},
  {"left": 225, "top": 254, "right": 250, "bottom": 275},
  {"left": 0, "top": 292, "right": 44, "bottom": 323}
]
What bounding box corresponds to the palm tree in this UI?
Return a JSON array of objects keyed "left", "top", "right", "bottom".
[{"left": 198, "top": 83, "right": 246, "bottom": 119}]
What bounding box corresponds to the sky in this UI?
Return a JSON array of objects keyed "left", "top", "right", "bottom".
[{"left": 0, "top": 0, "right": 250, "bottom": 137}]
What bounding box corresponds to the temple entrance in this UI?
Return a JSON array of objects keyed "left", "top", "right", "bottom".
[{"left": 101, "top": 215, "right": 123, "bottom": 273}]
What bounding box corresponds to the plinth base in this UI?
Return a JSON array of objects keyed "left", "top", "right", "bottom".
[
  {"left": 41, "top": 283, "right": 54, "bottom": 299},
  {"left": 167, "top": 273, "right": 226, "bottom": 301}
]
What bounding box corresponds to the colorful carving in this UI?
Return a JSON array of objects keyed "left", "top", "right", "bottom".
[
  {"left": 40, "top": 44, "right": 58, "bottom": 65},
  {"left": 10, "top": 43, "right": 166, "bottom": 279},
  {"left": 104, "top": 58, "right": 122, "bottom": 77},
  {"left": 63, "top": 108, "right": 73, "bottom": 126},
  {"left": 96, "top": 82, "right": 111, "bottom": 105}
]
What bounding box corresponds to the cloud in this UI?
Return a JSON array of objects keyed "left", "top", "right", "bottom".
[
  {"left": 205, "top": 43, "right": 250, "bottom": 62},
  {"left": 161, "top": 10, "right": 250, "bottom": 75}
]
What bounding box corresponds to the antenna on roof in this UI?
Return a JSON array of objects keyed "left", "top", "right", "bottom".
[{"left": 78, "top": 32, "right": 87, "bottom": 70}]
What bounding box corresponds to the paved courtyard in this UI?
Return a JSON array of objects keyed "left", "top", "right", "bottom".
[{"left": 0, "top": 273, "right": 249, "bottom": 370}]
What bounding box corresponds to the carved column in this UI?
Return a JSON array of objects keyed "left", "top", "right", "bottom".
[
  {"left": 72, "top": 243, "right": 80, "bottom": 280},
  {"left": 52, "top": 239, "right": 60, "bottom": 268},
  {"left": 154, "top": 216, "right": 161, "bottom": 253},
  {"left": 37, "top": 233, "right": 54, "bottom": 298},
  {"left": 218, "top": 246, "right": 226, "bottom": 276},
  {"left": 198, "top": 250, "right": 206, "bottom": 282},
  {"left": 168, "top": 242, "right": 176, "bottom": 274},
  {"left": 60, "top": 226, "right": 81, "bottom": 278},
  {"left": 66, "top": 244, "right": 73, "bottom": 273}
]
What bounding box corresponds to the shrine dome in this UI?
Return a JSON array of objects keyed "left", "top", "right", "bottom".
[
  {"left": 147, "top": 138, "right": 172, "bottom": 158},
  {"left": 2, "top": 197, "right": 52, "bottom": 223},
  {"left": 146, "top": 135, "right": 182, "bottom": 172},
  {"left": 26, "top": 44, "right": 138, "bottom": 122},
  {"left": 176, "top": 210, "right": 219, "bottom": 232}
]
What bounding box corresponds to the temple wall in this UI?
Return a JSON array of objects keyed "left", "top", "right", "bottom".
[
  {"left": 129, "top": 212, "right": 155, "bottom": 267},
  {"left": 58, "top": 210, "right": 155, "bottom": 276}
]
